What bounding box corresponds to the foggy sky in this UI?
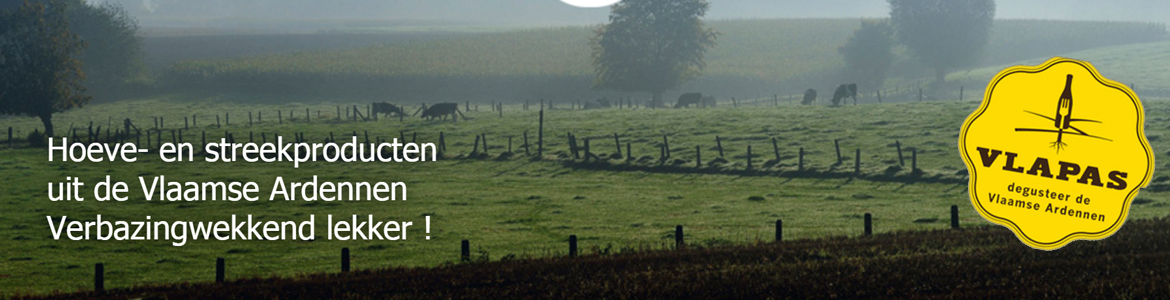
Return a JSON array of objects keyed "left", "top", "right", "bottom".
[{"left": 93, "top": 0, "right": 1169, "bottom": 29}]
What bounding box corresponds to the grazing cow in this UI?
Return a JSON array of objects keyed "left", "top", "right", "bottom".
[
  {"left": 701, "top": 96, "right": 717, "bottom": 108},
  {"left": 831, "top": 83, "right": 858, "bottom": 106},
  {"left": 415, "top": 102, "right": 467, "bottom": 121},
  {"left": 802, "top": 89, "right": 817, "bottom": 105},
  {"left": 674, "top": 93, "right": 703, "bottom": 108},
  {"left": 372, "top": 102, "right": 405, "bottom": 118},
  {"left": 584, "top": 98, "right": 611, "bottom": 110}
]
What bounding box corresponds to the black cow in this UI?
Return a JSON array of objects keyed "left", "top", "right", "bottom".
[
  {"left": 675, "top": 93, "right": 703, "bottom": 108},
  {"left": 415, "top": 102, "right": 467, "bottom": 122},
  {"left": 802, "top": 89, "right": 817, "bottom": 105},
  {"left": 372, "top": 102, "right": 405, "bottom": 118},
  {"left": 831, "top": 83, "right": 858, "bottom": 106}
]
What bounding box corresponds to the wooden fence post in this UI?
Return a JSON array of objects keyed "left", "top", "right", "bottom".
[
  {"left": 747, "top": 145, "right": 753, "bottom": 170},
  {"left": 472, "top": 135, "right": 481, "bottom": 154},
  {"left": 864, "top": 213, "right": 873, "bottom": 236},
  {"left": 341, "top": 248, "right": 350, "bottom": 273},
  {"left": 216, "top": 257, "right": 225, "bottom": 283},
  {"left": 7, "top": 127, "right": 11, "bottom": 148},
  {"left": 896, "top": 140, "right": 904, "bottom": 166},
  {"left": 614, "top": 133, "right": 621, "bottom": 156},
  {"left": 523, "top": 131, "right": 529, "bottom": 155},
  {"left": 675, "top": 225, "right": 684, "bottom": 249},
  {"left": 951, "top": 205, "right": 960, "bottom": 229},
  {"left": 482, "top": 133, "right": 489, "bottom": 155},
  {"left": 538, "top": 110, "right": 544, "bottom": 157},
  {"left": 835, "top": 139, "right": 842, "bottom": 165},
  {"left": 716, "top": 136, "right": 724, "bottom": 157},
  {"left": 775, "top": 219, "right": 783, "bottom": 242},
  {"left": 798, "top": 147, "right": 805, "bottom": 171},
  {"left": 854, "top": 148, "right": 861, "bottom": 176},
  {"left": 662, "top": 135, "right": 670, "bottom": 158},
  {"left": 94, "top": 263, "right": 105, "bottom": 292},
  {"left": 912, "top": 149, "right": 918, "bottom": 172},
  {"left": 569, "top": 235, "right": 578, "bottom": 257},
  {"left": 696, "top": 146, "right": 701, "bottom": 167},
  {"left": 583, "top": 138, "right": 591, "bottom": 161},
  {"left": 772, "top": 137, "right": 780, "bottom": 162},
  {"left": 461, "top": 240, "right": 471, "bottom": 262}
]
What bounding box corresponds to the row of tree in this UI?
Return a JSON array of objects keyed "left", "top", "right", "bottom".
[{"left": 591, "top": 0, "right": 996, "bottom": 104}]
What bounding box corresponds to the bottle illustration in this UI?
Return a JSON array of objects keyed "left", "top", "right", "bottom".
[{"left": 1053, "top": 74, "right": 1074, "bottom": 150}]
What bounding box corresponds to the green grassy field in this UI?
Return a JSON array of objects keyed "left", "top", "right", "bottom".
[
  {"left": 950, "top": 40, "right": 1170, "bottom": 95},
  {"left": 4, "top": 96, "right": 1170, "bottom": 296}
]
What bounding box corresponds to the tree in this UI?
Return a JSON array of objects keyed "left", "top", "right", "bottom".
[
  {"left": 64, "top": 0, "right": 144, "bottom": 94},
  {"left": 0, "top": 0, "right": 89, "bottom": 137},
  {"left": 838, "top": 20, "right": 895, "bottom": 90},
  {"left": 590, "top": 0, "right": 717, "bottom": 108},
  {"left": 888, "top": 0, "right": 995, "bottom": 84},
  {"left": 3, "top": 0, "right": 144, "bottom": 98}
]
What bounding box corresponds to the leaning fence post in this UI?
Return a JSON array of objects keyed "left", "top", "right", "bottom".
[
  {"left": 341, "top": 248, "right": 350, "bottom": 273},
  {"left": 569, "top": 235, "right": 578, "bottom": 257},
  {"left": 482, "top": 133, "right": 489, "bottom": 155},
  {"left": 951, "top": 205, "right": 960, "bottom": 229},
  {"left": 663, "top": 135, "right": 670, "bottom": 158},
  {"left": 896, "top": 140, "right": 904, "bottom": 166},
  {"left": 614, "top": 133, "right": 621, "bottom": 156},
  {"left": 772, "top": 137, "right": 780, "bottom": 162},
  {"left": 472, "top": 135, "right": 481, "bottom": 154},
  {"left": 834, "top": 139, "right": 842, "bottom": 165},
  {"left": 864, "top": 213, "right": 873, "bottom": 236},
  {"left": 461, "top": 240, "right": 471, "bottom": 262},
  {"left": 216, "top": 257, "right": 225, "bottom": 283},
  {"left": 715, "top": 136, "right": 724, "bottom": 157}
]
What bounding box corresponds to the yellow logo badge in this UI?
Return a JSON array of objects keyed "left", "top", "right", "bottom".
[{"left": 959, "top": 57, "right": 1153, "bottom": 250}]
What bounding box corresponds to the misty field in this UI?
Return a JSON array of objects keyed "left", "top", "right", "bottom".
[
  {"left": 2, "top": 15, "right": 1169, "bottom": 298},
  {"left": 3, "top": 96, "right": 1170, "bottom": 295}
]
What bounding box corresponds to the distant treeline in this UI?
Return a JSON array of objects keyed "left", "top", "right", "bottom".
[{"left": 158, "top": 19, "right": 1166, "bottom": 103}]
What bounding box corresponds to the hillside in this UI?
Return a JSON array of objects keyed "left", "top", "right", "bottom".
[{"left": 948, "top": 40, "right": 1170, "bottom": 99}]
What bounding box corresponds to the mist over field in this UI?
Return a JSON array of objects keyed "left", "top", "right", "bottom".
[
  {"left": 4, "top": 0, "right": 1170, "bottom": 297},
  {"left": 85, "top": 0, "right": 1170, "bottom": 30}
]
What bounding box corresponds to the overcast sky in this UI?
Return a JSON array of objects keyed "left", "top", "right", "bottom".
[{"left": 96, "top": 0, "right": 1169, "bottom": 28}]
